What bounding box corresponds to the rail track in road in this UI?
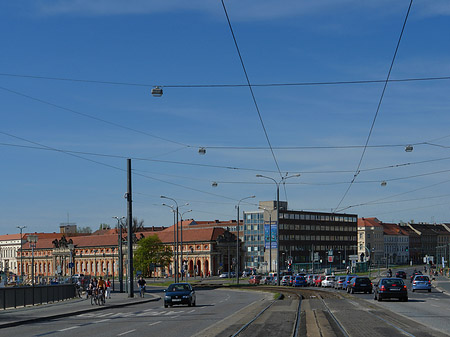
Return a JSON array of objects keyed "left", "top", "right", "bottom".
[
  {"left": 196, "top": 283, "right": 450, "bottom": 337},
  {"left": 224, "top": 286, "right": 345, "bottom": 337}
]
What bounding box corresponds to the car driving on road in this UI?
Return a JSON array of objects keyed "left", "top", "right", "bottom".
[
  {"left": 346, "top": 276, "right": 372, "bottom": 294},
  {"left": 412, "top": 275, "right": 432, "bottom": 292},
  {"left": 164, "top": 283, "right": 196, "bottom": 308},
  {"left": 374, "top": 277, "right": 408, "bottom": 302}
]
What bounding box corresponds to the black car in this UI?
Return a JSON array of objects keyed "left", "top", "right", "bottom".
[
  {"left": 164, "top": 283, "right": 196, "bottom": 308},
  {"left": 347, "top": 276, "right": 372, "bottom": 294},
  {"left": 410, "top": 271, "right": 423, "bottom": 283},
  {"left": 374, "top": 277, "right": 408, "bottom": 302},
  {"left": 395, "top": 270, "right": 406, "bottom": 279}
]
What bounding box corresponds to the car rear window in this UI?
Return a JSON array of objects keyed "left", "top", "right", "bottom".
[
  {"left": 355, "top": 278, "right": 370, "bottom": 283},
  {"left": 415, "top": 276, "right": 429, "bottom": 281},
  {"left": 382, "top": 279, "right": 404, "bottom": 286}
]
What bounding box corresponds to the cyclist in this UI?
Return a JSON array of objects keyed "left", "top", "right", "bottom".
[
  {"left": 137, "top": 276, "right": 146, "bottom": 297},
  {"left": 97, "top": 277, "right": 106, "bottom": 302}
]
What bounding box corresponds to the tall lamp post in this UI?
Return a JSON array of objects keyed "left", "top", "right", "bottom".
[
  {"left": 27, "top": 235, "right": 38, "bottom": 286},
  {"left": 162, "top": 203, "right": 178, "bottom": 283},
  {"left": 161, "top": 196, "right": 189, "bottom": 283},
  {"left": 17, "top": 225, "right": 26, "bottom": 284},
  {"left": 68, "top": 244, "right": 74, "bottom": 278},
  {"left": 113, "top": 216, "right": 125, "bottom": 293},
  {"left": 256, "top": 173, "right": 300, "bottom": 286},
  {"left": 180, "top": 209, "right": 192, "bottom": 281},
  {"left": 236, "top": 195, "right": 255, "bottom": 284}
]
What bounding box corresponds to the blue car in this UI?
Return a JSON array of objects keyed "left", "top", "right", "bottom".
[
  {"left": 343, "top": 274, "right": 358, "bottom": 289},
  {"left": 164, "top": 283, "right": 196, "bottom": 308},
  {"left": 412, "top": 275, "right": 431, "bottom": 292},
  {"left": 293, "top": 276, "right": 307, "bottom": 287}
]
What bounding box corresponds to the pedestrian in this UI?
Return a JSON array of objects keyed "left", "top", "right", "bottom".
[
  {"left": 137, "top": 276, "right": 146, "bottom": 297},
  {"left": 106, "top": 278, "right": 111, "bottom": 299}
]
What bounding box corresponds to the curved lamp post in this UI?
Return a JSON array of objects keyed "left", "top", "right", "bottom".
[
  {"left": 256, "top": 174, "right": 300, "bottom": 285},
  {"left": 236, "top": 195, "right": 255, "bottom": 284}
]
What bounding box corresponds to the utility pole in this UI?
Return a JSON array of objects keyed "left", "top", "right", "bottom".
[{"left": 126, "top": 159, "right": 134, "bottom": 298}]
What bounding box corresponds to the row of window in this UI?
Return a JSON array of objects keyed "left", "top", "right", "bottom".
[
  {"left": 279, "top": 235, "right": 357, "bottom": 241},
  {"left": 279, "top": 224, "right": 356, "bottom": 232},
  {"left": 279, "top": 245, "right": 355, "bottom": 253},
  {"left": 280, "top": 213, "right": 357, "bottom": 222}
]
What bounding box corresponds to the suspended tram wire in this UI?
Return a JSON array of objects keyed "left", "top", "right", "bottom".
[
  {"left": 0, "top": 131, "right": 251, "bottom": 203},
  {"left": 3, "top": 141, "right": 450, "bottom": 176},
  {"left": 220, "top": 0, "right": 283, "bottom": 178},
  {"left": 1, "top": 73, "right": 450, "bottom": 88},
  {"left": 0, "top": 85, "right": 190, "bottom": 148},
  {"left": 334, "top": 0, "right": 413, "bottom": 212}
]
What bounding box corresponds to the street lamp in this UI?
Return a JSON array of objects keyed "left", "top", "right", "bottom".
[
  {"left": 259, "top": 207, "right": 274, "bottom": 273},
  {"left": 180, "top": 209, "right": 192, "bottom": 281},
  {"left": 17, "top": 225, "right": 26, "bottom": 284},
  {"left": 161, "top": 196, "right": 189, "bottom": 283},
  {"left": 162, "top": 202, "right": 178, "bottom": 283},
  {"left": 113, "top": 216, "right": 125, "bottom": 292},
  {"left": 27, "top": 235, "right": 38, "bottom": 286},
  {"left": 256, "top": 173, "right": 301, "bottom": 286},
  {"left": 236, "top": 195, "right": 255, "bottom": 284}
]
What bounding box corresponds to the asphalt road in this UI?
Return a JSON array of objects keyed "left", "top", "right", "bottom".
[{"left": 0, "top": 287, "right": 268, "bottom": 337}]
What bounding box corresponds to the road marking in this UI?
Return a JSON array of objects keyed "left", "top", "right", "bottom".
[
  {"left": 431, "top": 304, "right": 439, "bottom": 307},
  {"left": 98, "top": 312, "right": 114, "bottom": 317},
  {"left": 187, "top": 309, "right": 196, "bottom": 313},
  {"left": 149, "top": 321, "right": 162, "bottom": 326},
  {"left": 94, "top": 319, "right": 112, "bottom": 324},
  {"left": 118, "top": 329, "right": 136, "bottom": 336},
  {"left": 58, "top": 326, "right": 79, "bottom": 332}
]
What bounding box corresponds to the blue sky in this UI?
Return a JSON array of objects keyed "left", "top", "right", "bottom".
[{"left": 1, "top": 0, "right": 450, "bottom": 234}]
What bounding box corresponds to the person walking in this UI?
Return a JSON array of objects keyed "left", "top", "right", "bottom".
[{"left": 105, "top": 278, "right": 112, "bottom": 299}]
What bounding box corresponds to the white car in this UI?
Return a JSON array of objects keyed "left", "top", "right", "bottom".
[{"left": 321, "top": 275, "right": 335, "bottom": 287}]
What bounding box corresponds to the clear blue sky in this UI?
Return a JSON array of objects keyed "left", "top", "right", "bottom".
[{"left": 1, "top": 0, "right": 450, "bottom": 234}]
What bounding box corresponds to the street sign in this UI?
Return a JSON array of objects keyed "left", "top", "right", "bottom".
[
  {"left": 349, "top": 255, "right": 359, "bottom": 261},
  {"left": 328, "top": 256, "right": 334, "bottom": 263}
]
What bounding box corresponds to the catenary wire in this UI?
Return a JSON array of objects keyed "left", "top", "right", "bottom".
[
  {"left": 1, "top": 72, "right": 450, "bottom": 88},
  {"left": 220, "top": 0, "right": 283, "bottom": 180},
  {"left": 334, "top": 0, "right": 413, "bottom": 212}
]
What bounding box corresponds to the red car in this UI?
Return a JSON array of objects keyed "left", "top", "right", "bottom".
[
  {"left": 314, "top": 275, "right": 325, "bottom": 287},
  {"left": 248, "top": 275, "right": 262, "bottom": 285}
]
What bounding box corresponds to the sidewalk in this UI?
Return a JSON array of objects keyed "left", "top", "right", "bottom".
[
  {"left": 432, "top": 274, "right": 450, "bottom": 295},
  {"left": 0, "top": 290, "right": 160, "bottom": 329}
]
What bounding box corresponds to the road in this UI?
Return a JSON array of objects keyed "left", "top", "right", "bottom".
[{"left": 0, "top": 287, "right": 268, "bottom": 337}]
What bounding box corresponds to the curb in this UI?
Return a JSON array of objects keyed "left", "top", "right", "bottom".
[{"left": 0, "top": 295, "right": 161, "bottom": 329}]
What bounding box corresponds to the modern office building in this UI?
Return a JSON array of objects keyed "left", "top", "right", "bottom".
[{"left": 244, "top": 201, "right": 358, "bottom": 273}]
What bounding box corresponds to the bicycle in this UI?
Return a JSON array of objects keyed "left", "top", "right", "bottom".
[
  {"left": 97, "top": 288, "right": 105, "bottom": 305},
  {"left": 91, "top": 289, "right": 98, "bottom": 305},
  {"left": 139, "top": 286, "right": 146, "bottom": 298}
]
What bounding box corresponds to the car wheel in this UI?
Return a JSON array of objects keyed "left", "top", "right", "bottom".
[
  {"left": 377, "top": 296, "right": 382, "bottom": 302},
  {"left": 428, "top": 289, "right": 431, "bottom": 293},
  {"left": 412, "top": 289, "right": 415, "bottom": 292},
  {"left": 368, "top": 290, "right": 372, "bottom": 294},
  {"left": 350, "top": 288, "right": 354, "bottom": 294},
  {"left": 374, "top": 294, "right": 377, "bottom": 300},
  {"left": 193, "top": 300, "right": 196, "bottom": 307},
  {"left": 164, "top": 304, "right": 168, "bottom": 308},
  {"left": 188, "top": 300, "right": 192, "bottom": 307}
]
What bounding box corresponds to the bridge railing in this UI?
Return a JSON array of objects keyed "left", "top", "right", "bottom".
[{"left": 0, "top": 284, "right": 76, "bottom": 310}]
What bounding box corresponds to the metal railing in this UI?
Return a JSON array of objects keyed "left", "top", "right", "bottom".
[{"left": 0, "top": 284, "right": 76, "bottom": 310}]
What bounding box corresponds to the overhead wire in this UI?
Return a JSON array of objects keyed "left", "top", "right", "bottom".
[
  {"left": 1, "top": 72, "right": 450, "bottom": 88},
  {"left": 220, "top": 0, "right": 283, "bottom": 180},
  {"left": 334, "top": 0, "right": 414, "bottom": 212}
]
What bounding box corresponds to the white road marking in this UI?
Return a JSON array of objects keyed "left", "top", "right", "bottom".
[
  {"left": 187, "top": 309, "right": 196, "bottom": 313},
  {"left": 118, "top": 329, "right": 136, "bottom": 336},
  {"left": 431, "top": 304, "right": 439, "bottom": 307},
  {"left": 58, "top": 326, "right": 79, "bottom": 332},
  {"left": 98, "top": 312, "right": 115, "bottom": 317},
  {"left": 149, "top": 321, "right": 162, "bottom": 326},
  {"left": 94, "top": 319, "right": 112, "bottom": 324}
]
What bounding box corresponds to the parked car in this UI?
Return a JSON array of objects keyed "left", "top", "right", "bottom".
[
  {"left": 346, "top": 276, "right": 372, "bottom": 294},
  {"left": 321, "top": 275, "right": 335, "bottom": 288},
  {"left": 343, "top": 274, "right": 358, "bottom": 289},
  {"left": 395, "top": 270, "right": 407, "bottom": 279},
  {"left": 271, "top": 276, "right": 278, "bottom": 285},
  {"left": 248, "top": 275, "right": 262, "bottom": 285},
  {"left": 261, "top": 276, "right": 273, "bottom": 285},
  {"left": 293, "top": 275, "right": 308, "bottom": 287},
  {"left": 314, "top": 275, "right": 325, "bottom": 287},
  {"left": 374, "top": 278, "right": 408, "bottom": 302},
  {"left": 219, "top": 272, "right": 235, "bottom": 278},
  {"left": 306, "top": 274, "right": 315, "bottom": 286},
  {"left": 412, "top": 275, "right": 432, "bottom": 292},
  {"left": 164, "top": 283, "right": 196, "bottom": 308},
  {"left": 334, "top": 276, "right": 346, "bottom": 289},
  {"left": 281, "top": 275, "right": 292, "bottom": 286}
]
